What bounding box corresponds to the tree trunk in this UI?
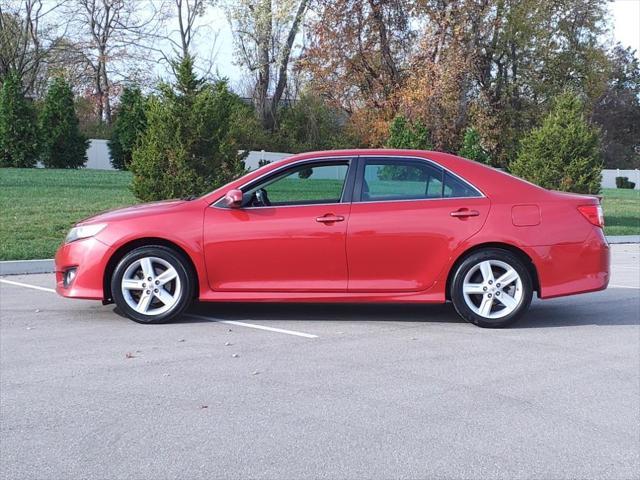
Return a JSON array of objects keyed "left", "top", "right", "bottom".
[
  {"left": 270, "top": 0, "right": 308, "bottom": 129},
  {"left": 255, "top": 0, "right": 273, "bottom": 130},
  {"left": 100, "top": 55, "right": 111, "bottom": 124}
]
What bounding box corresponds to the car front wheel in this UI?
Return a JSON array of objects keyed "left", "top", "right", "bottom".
[
  {"left": 451, "top": 249, "right": 533, "bottom": 328},
  {"left": 111, "top": 246, "right": 194, "bottom": 324}
]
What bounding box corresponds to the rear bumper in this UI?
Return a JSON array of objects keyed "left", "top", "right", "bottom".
[
  {"left": 527, "top": 229, "right": 610, "bottom": 299},
  {"left": 54, "top": 237, "right": 113, "bottom": 300}
]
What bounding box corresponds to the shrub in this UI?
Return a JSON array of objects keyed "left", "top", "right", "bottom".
[
  {"left": 380, "top": 116, "right": 433, "bottom": 180},
  {"left": 0, "top": 73, "right": 39, "bottom": 168},
  {"left": 615, "top": 176, "right": 636, "bottom": 189},
  {"left": 274, "top": 92, "right": 354, "bottom": 153},
  {"left": 510, "top": 92, "right": 602, "bottom": 194},
  {"left": 129, "top": 56, "right": 247, "bottom": 201},
  {"left": 39, "top": 77, "right": 88, "bottom": 169},
  {"left": 459, "top": 127, "right": 491, "bottom": 165},
  {"left": 386, "top": 115, "right": 433, "bottom": 150},
  {"left": 109, "top": 86, "right": 147, "bottom": 170}
]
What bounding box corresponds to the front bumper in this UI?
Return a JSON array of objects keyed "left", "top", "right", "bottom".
[
  {"left": 55, "top": 237, "right": 114, "bottom": 300},
  {"left": 527, "top": 228, "right": 610, "bottom": 299}
]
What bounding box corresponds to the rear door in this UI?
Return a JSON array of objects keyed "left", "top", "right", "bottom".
[{"left": 346, "top": 156, "right": 490, "bottom": 292}]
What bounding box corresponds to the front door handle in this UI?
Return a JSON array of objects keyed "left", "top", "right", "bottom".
[
  {"left": 450, "top": 209, "right": 480, "bottom": 218},
  {"left": 316, "top": 214, "right": 345, "bottom": 223}
]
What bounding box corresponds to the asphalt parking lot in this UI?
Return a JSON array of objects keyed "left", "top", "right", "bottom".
[{"left": 1, "top": 244, "right": 639, "bottom": 480}]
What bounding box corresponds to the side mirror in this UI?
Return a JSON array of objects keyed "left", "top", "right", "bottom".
[{"left": 224, "top": 189, "right": 243, "bottom": 208}]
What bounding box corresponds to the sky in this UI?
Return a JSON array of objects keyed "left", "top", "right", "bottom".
[
  {"left": 190, "top": 0, "right": 640, "bottom": 88},
  {"left": 610, "top": 0, "right": 640, "bottom": 53}
]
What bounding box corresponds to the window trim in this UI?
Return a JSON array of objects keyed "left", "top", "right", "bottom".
[
  {"left": 213, "top": 156, "right": 357, "bottom": 210},
  {"left": 353, "top": 155, "right": 484, "bottom": 204}
]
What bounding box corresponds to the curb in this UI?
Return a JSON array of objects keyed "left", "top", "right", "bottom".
[
  {"left": 0, "top": 235, "right": 638, "bottom": 276},
  {"left": 0, "top": 259, "right": 55, "bottom": 276},
  {"left": 606, "top": 235, "right": 640, "bottom": 244}
]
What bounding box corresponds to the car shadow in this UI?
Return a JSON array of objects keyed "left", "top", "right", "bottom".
[
  {"left": 183, "top": 301, "right": 463, "bottom": 324},
  {"left": 180, "top": 290, "right": 639, "bottom": 329},
  {"left": 113, "top": 290, "right": 638, "bottom": 329}
]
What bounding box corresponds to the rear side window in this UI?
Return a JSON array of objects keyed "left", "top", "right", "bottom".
[
  {"left": 360, "top": 159, "right": 444, "bottom": 201},
  {"left": 443, "top": 172, "right": 480, "bottom": 198}
]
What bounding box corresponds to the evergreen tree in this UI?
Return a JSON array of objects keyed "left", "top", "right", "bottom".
[
  {"left": 459, "top": 127, "right": 491, "bottom": 165},
  {"left": 108, "top": 86, "right": 147, "bottom": 170},
  {"left": 386, "top": 116, "right": 432, "bottom": 150},
  {"left": 380, "top": 116, "right": 433, "bottom": 181},
  {"left": 0, "top": 73, "right": 39, "bottom": 168},
  {"left": 130, "top": 56, "right": 247, "bottom": 201},
  {"left": 39, "top": 77, "right": 88, "bottom": 168},
  {"left": 510, "top": 92, "right": 602, "bottom": 194}
]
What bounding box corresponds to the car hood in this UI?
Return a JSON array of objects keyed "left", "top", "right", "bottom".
[{"left": 77, "top": 199, "right": 189, "bottom": 225}]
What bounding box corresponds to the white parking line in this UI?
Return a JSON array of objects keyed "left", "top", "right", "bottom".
[
  {"left": 186, "top": 314, "right": 318, "bottom": 338},
  {"left": 0, "top": 278, "right": 56, "bottom": 293},
  {"left": 0, "top": 279, "right": 319, "bottom": 338},
  {"left": 609, "top": 284, "right": 640, "bottom": 290}
]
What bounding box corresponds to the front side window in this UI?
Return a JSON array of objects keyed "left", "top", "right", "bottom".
[
  {"left": 360, "top": 159, "right": 444, "bottom": 202},
  {"left": 245, "top": 162, "right": 349, "bottom": 207}
]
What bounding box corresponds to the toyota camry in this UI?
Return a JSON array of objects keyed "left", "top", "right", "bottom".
[{"left": 55, "top": 150, "right": 610, "bottom": 328}]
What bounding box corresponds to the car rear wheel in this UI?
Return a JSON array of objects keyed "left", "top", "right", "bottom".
[
  {"left": 111, "top": 246, "right": 194, "bottom": 324},
  {"left": 451, "top": 249, "right": 533, "bottom": 328}
]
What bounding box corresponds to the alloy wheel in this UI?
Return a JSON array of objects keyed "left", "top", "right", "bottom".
[
  {"left": 120, "top": 256, "right": 182, "bottom": 316},
  {"left": 462, "top": 259, "right": 523, "bottom": 319}
]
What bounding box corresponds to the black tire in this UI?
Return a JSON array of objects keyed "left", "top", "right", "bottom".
[
  {"left": 450, "top": 248, "right": 533, "bottom": 328},
  {"left": 111, "top": 245, "right": 194, "bottom": 324}
]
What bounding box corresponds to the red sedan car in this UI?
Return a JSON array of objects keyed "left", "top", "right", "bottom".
[{"left": 55, "top": 150, "right": 609, "bottom": 328}]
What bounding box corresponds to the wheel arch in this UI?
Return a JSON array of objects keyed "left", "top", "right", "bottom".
[
  {"left": 445, "top": 242, "right": 540, "bottom": 300},
  {"left": 102, "top": 237, "right": 200, "bottom": 304}
]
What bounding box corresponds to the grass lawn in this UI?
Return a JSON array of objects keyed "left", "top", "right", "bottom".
[
  {"left": 1, "top": 168, "right": 136, "bottom": 260},
  {"left": 600, "top": 188, "right": 640, "bottom": 236},
  {"left": 0, "top": 169, "right": 638, "bottom": 260}
]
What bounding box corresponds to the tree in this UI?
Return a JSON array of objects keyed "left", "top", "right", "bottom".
[
  {"left": 226, "top": 0, "right": 308, "bottom": 130},
  {"left": 592, "top": 45, "right": 640, "bottom": 169},
  {"left": 108, "top": 86, "right": 146, "bottom": 170},
  {"left": 386, "top": 116, "right": 432, "bottom": 150},
  {"left": 70, "top": 0, "right": 166, "bottom": 125},
  {"left": 39, "top": 77, "right": 88, "bottom": 168},
  {"left": 510, "top": 92, "right": 602, "bottom": 194},
  {"left": 304, "top": 0, "right": 411, "bottom": 114},
  {"left": 0, "top": 0, "right": 66, "bottom": 96},
  {"left": 379, "top": 115, "right": 432, "bottom": 181},
  {"left": 129, "top": 55, "right": 247, "bottom": 201},
  {"left": 0, "top": 72, "right": 39, "bottom": 167},
  {"left": 274, "top": 92, "right": 354, "bottom": 152},
  {"left": 459, "top": 127, "right": 491, "bottom": 165}
]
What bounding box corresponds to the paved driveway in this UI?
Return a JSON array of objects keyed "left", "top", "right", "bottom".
[{"left": 1, "top": 245, "right": 638, "bottom": 479}]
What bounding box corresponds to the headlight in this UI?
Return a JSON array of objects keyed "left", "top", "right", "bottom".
[{"left": 65, "top": 223, "right": 107, "bottom": 243}]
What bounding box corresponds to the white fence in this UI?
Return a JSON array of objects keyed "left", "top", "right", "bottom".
[
  {"left": 601, "top": 169, "right": 640, "bottom": 190},
  {"left": 86, "top": 139, "right": 112, "bottom": 169},
  {"left": 84, "top": 140, "right": 640, "bottom": 190},
  {"left": 85, "top": 140, "right": 290, "bottom": 172}
]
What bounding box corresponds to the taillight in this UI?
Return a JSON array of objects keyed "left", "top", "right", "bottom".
[{"left": 578, "top": 204, "right": 604, "bottom": 228}]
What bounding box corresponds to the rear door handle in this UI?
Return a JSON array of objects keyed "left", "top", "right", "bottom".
[
  {"left": 450, "top": 209, "right": 480, "bottom": 218},
  {"left": 316, "top": 214, "right": 345, "bottom": 223}
]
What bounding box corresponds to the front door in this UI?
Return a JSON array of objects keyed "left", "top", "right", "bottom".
[
  {"left": 346, "top": 156, "right": 490, "bottom": 292},
  {"left": 203, "top": 160, "right": 354, "bottom": 292}
]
